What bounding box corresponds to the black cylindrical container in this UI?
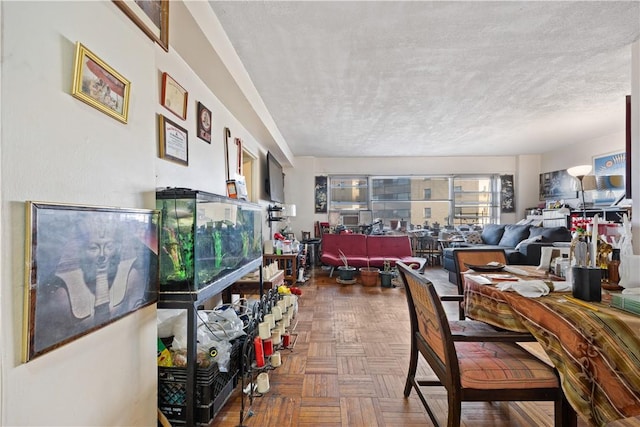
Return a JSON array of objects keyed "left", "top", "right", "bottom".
[{"left": 572, "top": 266, "right": 602, "bottom": 302}]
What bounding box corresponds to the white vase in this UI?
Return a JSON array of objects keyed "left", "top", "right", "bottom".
[{"left": 619, "top": 254, "right": 640, "bottom": 293}]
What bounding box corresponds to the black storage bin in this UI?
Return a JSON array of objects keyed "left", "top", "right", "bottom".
[{"left": 158, "top": 339, "right": 242, "bottom": 425}]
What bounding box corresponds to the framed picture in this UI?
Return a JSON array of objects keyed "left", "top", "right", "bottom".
[
  {"left": 500, "top": 174, "right": 515, "bottom": 213},
  {"left": 23, "top": 201, "right": 160, "bottom": 362},
  {"left": 592, "top": 151, "right": 626, "bottom": 205},
  {"left": 113, "top": 0, "right": 169, "bottom": 51},
  {"left": 539, "top": 169, "right": 577, "bottom": 200},
  {"left": 71, "top": 42, "right": 131, "bottom": 123},
  {"left": 197, "top": 102, "right": 212, "bottom": 143},
  {"left": 161, "top": 72, "right": 188, "bottom": 120},
  {"left": 158, "top": 114, "right": 189, "bottom": 166},
  {"left": 315, "top": 176, "right": 328, "bottom": 213}
]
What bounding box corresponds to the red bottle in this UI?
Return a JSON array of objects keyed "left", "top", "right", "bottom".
[
  {"left": 254, "top": 336, "right": 265, "bottom": 367},
  {"left": 263, "top": 338, "right": 274, "bottom": 356}
]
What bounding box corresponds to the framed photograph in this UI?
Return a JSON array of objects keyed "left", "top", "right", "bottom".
[
  {"left": 197, "top": 102, "right": 212, "bottom": 143},
  {"left": 161, "top": 72, "right": 188, "bottom": 120},
  {"left": 158, "top": 114, "right": 189, "bottom": 166},
  {"left": 23, "top": 201, "right": 160, "bottom": 362},
  {"left": 71, "top": 42, "right": 131, "bottom": 123},
  {"left": 113, "top": 0, "right": 169, "bottom": 51},
  {"left": 592, "top": 151, "right": 626, "bottom": 205}
]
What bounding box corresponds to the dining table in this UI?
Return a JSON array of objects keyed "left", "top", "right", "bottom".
[{"left": 463, "top": 265, "right": 640, "bottom": 427}]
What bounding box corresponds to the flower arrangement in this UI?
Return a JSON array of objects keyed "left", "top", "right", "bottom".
[{"left": 571, "top": 216, "right": 591, "bottom": 236}]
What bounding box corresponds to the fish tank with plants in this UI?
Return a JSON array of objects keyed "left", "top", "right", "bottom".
[{"left": 156, "top": 188, "right": 263, "bottom": 299}]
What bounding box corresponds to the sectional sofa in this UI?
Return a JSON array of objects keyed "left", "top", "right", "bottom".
[{"left": 442, "top": 224, "right": 572, "bottom": 284}]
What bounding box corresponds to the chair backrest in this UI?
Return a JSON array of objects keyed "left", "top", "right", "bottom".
[
  {"left": 397, "top": 261, "right": 460, "bottom": 388},
  {"left": 453, "top": 248, "right": 508, "bottom": 293}
]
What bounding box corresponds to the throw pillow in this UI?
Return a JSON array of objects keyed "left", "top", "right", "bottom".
[
  {"left": 462, "top": 231, "right": 483, "bottom": 244},
  {"left": 498, "top": 224, "right": 532, "bottom": 247},
  {"left": 514, "top": 235, "right": 542, "bottom": 251},
  {"left": 528, "top": 226, "right": 572, "bottom": 243},
  {"left": 481, "top": 224, "right": 506, "bottom": 245}
]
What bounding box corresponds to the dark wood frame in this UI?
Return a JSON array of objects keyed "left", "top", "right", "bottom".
[
  {"left": 113, "top": 0, "right": 169, "bottom": 51},
  {"left": 23, "top": 202, "right": 159, "bottom": 361},
  {"left": 161, "top": 72, "right": 188, "bottom": 120},
  {"left": 197, "top": 102, "right": 212, "bottom": 143}
]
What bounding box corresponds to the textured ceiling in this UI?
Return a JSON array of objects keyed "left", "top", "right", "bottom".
[{"left": 209, "top": 1, "right": 640, "bottom": 159}]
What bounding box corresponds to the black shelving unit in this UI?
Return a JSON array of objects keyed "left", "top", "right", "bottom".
[{"left": 158, "top": 258, "right": 263, "bottom": 426}]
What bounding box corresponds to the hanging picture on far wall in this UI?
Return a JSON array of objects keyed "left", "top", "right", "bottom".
[
  {"left": 500, "top": 174, "right": 515, "bottom": 213},
  {"left": 592, "top": 151, "right": 626, "bottom": 205},
  {"left": 315, "top": 176, "right": 328, "bottom": 213},
  {"left": 539, "top": 169, "right": 577, "bottom": 200}
]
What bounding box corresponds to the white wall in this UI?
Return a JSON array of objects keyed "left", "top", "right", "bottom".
[
  {"left": 0, "top": 2, "right": 268, "bottom": 426},
  {"left": 541, "top": 131, "right": 626, "bottom": 174}
]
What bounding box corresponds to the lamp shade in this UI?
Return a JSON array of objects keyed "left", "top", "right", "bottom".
[
  {"left": 567, "top": 165, "right": 592, "bottom": 178},
  {"left": 285, "top": 204, "right": 296, "bottom": 217},
  {"left": 581, "top": 175, "right": 598, "bottom": 191}
]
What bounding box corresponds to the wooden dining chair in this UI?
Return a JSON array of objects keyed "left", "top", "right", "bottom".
[
  {"left": 396, "top": 262, "right": 571, "bottom": 427},
  {"left": 452, "top": 248, "right": 508, "bottom": 319}
]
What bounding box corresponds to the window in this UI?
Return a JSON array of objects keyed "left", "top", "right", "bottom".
[
  {"left": 370, "top": 175, "right": 498, "bottom": 228},
  {"left": 328, "top": 176, "right": 369, "bottom": 212},
  {"left": 452, "top": 176, "right": 498, "bottom": 225},
  {"left": 326, "top": 175, "right": 499, "bottom": 231}
]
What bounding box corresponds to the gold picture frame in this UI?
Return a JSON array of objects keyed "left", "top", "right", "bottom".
[
  {"left": 23, "top": 201, "right": 160, "bottom": 361},
  {"left": 158, "top": 114, "right": 189, "bottom": 166},
  {"left": 71, "top": 42, "right": 131, "bottom": 123},
  {"left": 161, "top": 72, "right": 188, "bottom": 120},
  {"left": 113, "top": 0, "right": 169, "bottom": 52}
]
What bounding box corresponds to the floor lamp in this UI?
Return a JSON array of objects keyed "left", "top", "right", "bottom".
[{"left": 567, "top": 164, "right": 593, "bottom": 222}]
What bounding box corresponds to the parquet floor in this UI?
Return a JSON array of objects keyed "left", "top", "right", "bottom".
[{"left": 213, "top": 266, "right": 589, "bottom": 427}]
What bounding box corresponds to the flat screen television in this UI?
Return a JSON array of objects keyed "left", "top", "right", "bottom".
[{"left": 266, "top": 151, "right": 285, "bottom": 203}]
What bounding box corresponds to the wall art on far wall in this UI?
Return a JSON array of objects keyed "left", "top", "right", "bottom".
[
  {"left": 71, "top": 42, "right": 131, "bottom": 123},
  {"left": 592, "top": 151, "right": 626, "bottom": 205},
  {"left": 500, "top": 174, "right": 515, "bottom": 213},
  {"left": 197, "top": 102, "right": 212, "bottom": 143},
  {"left": 113, "top": 0, "right": 169, "bottom": 51},
  {"left": 161, "top": 72, "right": 188, "bottom": 120},
  {"left": 23, "top": 201, "right": 159, "bottom": 362},
  {"left": 539, "top": 169, "right": 577, "bottom": 201},
  {"left": 158, "top": 114, "right": 189, "bottom": 166},
  {"left": 315, "top": 176, "right": 328, "bottom": 213}
]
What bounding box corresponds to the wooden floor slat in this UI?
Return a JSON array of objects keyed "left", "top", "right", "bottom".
[{"left": 209, "top": 266, "right": 590, "bottom": 427}]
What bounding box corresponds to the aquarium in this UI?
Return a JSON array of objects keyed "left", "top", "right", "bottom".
[{"left": 156, "top": 188, "right": 263, "bottom": 296}]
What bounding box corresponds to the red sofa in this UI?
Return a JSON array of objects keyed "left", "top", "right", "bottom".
[{"left": 320, "top": 234, "right": 427, "bottom": 276}]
